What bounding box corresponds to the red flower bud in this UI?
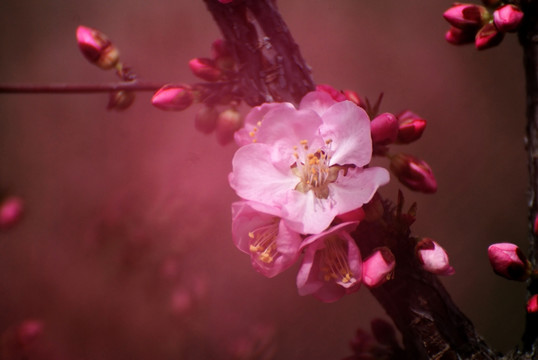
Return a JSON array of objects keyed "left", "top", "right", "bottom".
[
  {"left": 475, "top": 23, "right": 504, "bottom": 50},
  {"left": 216, "top": 108, "right": 243, "bottom": 145},
  {"left": 0, "top": 196, "right": 24, "bottom": 230},
  {"left": 362, "top": 247, "right": 395, "bottom": 288},
  {"left": 76, "top": 25, "right": 120, "bottom": 70},
  {"left": 445, "top": 26, "right": 476, "bottom": 45},
  {"left": 343, "top": 90, "right": 363, "bottom": 107},
  {"left": 488, "top": 243, "right": 531, "bottom": 281},
  {"left": 443, "top": 4, "right": 489, "bottom": 30},
  {"left": 189, "top": 58, "right": 222, "bottom": 82},
  {"left": 493, "top": 4, "right": 524, "bottom": 33},
  {"left": 528, "top": 295, "right": 538, "bottom": 314},
  {"left": 107, "top": 90, "right": 135, "bottom": 111},
  {"left": 195, "top": 106, "right": 219, "bottom": 134},
  {"left": 416, "top": 238, "right": 455, "bottom": 276},
  {"left": 315, "top": 84, "right": 347, "bottom": 102},
  {"left": 370, "top": 113, "right": 399, "bottom": 146},
  {"left": 396, "top": 112, "right": 427, "bottom": 144},
  {"left": 390, "top": 154, "right": 437, "bottom": 193},
  {"left": 151, "top": 86, "right": 193, "bottom": 111}
]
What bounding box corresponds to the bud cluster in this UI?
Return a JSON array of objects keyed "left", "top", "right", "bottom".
[
  {"left": 151, "top": 39, "right": 243, "bottom": 145},
  {"left": 443, "top": 2, "right": 524, "bottom": 50},
  {"left": 76, "top": 25, "right": 136, "bottom": 110}
]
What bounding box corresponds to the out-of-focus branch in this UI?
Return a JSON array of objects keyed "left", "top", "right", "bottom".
[{"left": 519, "top": 0, "right": 538, "bottom": 352}]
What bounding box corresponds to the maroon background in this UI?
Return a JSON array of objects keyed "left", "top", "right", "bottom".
[{"left": 0, "top": 1, "right": 527, "bottom": 359}]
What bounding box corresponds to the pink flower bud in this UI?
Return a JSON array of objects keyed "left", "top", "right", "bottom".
[
  {"left": 396, "top": 111, "right": 427, "bottom": 144},
  {"left": 416, "top": 238, "right": 455, "bottom": 276},
  {"left": 475, "top": 23, "right": 504, "bottom": 50},
  {"left": 527, "top": 294, "right": 538, "bottom": 314},
  {"left": 390, "top": 154, "right": 437, "bottom": 193},
  {"left": 443, "top": 4, "right": 489, "bottom": 30},
  {"left": 151, "top": 86, "right": 193, "bottom": 111},
  {"left": 493, "top": 4, "right": 524, "bottom": 33},
  {"left": 0, "top": 196, "right": 24, "bottom": 230},
  {"left": 315, "top": 84, "right": 347, "bottom": 102},
  {"left": 107, "top": 90, "right": 135, "bottom": 111},
  {"left": 76, "top": 25, "right": 120, "bottom": 70},
  {"left": 189, "top": 58, "right": 222, "bottom": 82},
  {"left": 487, "top": 243, "right": 531, "bottom": 281},
  {"left": 362, "top": 247, "right": 395, "bottom": 288},
  {"left": 370, "top": 113, "right": 399, "bottom": 146},
  {"left": 343, "top": 89, "right": 363, "bottom": 107},
  {"left": 216, "top": 108, "right": 243, "bottom": 145},
  {"left": 445, "top": 26, "right": 476, "bottom": 45},
  {"left": 195, "top": 106, "right": 219, "bottom": 134}
]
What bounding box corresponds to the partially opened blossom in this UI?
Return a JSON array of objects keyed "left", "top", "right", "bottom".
[
  {"left": 362, "top": 247, "right": 395, "bottom": 288},
  {"left": 488, "top": 242, "right": 531, "bottom": 281},
  {"left": 232, "top": 201, "right": 302, "bottom": 278},
  {"left": 493, "top": 4, "right": 524, "bottom": 33},
  {"left": 229, "top": 91, "right": 390, "bottom": 234},
  {"left": 296, "top": 222, "right": 361, "bottom": 302},
  {"left": 416, "top": 238, "right": 455, "bottom": 276}
]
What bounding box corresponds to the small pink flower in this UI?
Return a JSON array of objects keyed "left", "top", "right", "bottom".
[
  {"left": 229, "top": 91, "right": 390, "bottom": 234},
  {"left": 232, "top": 201, "right": 302, "bottom": 278},
  {"left": 487, "top": 242, "right": 531, "bottom": 281},
  {"left": 370, "top": 113, "right": 398, "bottom": 146},
  {"left": 296, "top": 222, "right": 361, "bottom": 302},
  {"left": 362, "top": 247, "right": 395, "bottom": 288},
  {"left": 493, "top": 4, "right": 524, "bottom": 33},
  {"left": 416, "top": 238, "right": 455, "bottom": 276},
  {"left": 390, "top": 154, "right": 437, "bottom": 193},
  {"left": 151, "top": 86, "right": 193, "bottom": 111}
]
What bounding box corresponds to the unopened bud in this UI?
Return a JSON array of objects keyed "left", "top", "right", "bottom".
[
  {"left": 493, "top": 4, "right": 524, "bottom": 33},
  {"left": 0, "top": 196, "right": 24, "bottom": 230},
  {"left": 189, "top": 58, "right": 222, "bottom": 82},
  {"left": 315, "top": 84, "right": 346, "bottom": 102},
  {"left": 416, "top": 238, "right": 455, "bottom": 276},
  {"left": 443, "top": 4, "right": 489, "bottom": 30},
  {"left": 216, "top": 108, "right": 243, "bottom": 145},
  {"left": 445, "top": 26, "right": 476, "bottom": 45},
  {"left": 475, "top": 22, "right": 504, "bottom": 50},
  {"left": 343, "top": 90, "right": 363, "bottom": 107},
  {"left": 396, "top": 111, "right": 426, "bottom": 144},
  {"left": 362, "top": 247, "right": 395, "bottom": 288},
  {"left": 107, "top": 90, "right": 135, "bottom": 111},
  {"left": 488, "top": 243, "right": 531, "bottom": 281},
  {"left": 76, "top": 25, "right": 120, "bottom": 70},
  {"left": 195, "top": 106, "right": 219, "bottom": 134},
  {"left": 390, "top": 154, "right": 437, "bottom": 193},
  {"left": 527, "top": 295, "right": 538, "bottom": 314},
  {"left": 371, "top": 113, "right": 398, "bottom": 146},
  {"left": 151, "top": 86, "right": 193, "bottom": 111}
]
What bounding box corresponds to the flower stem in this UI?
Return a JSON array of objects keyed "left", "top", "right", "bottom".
[{"left": 0, "top": 81, "right": 165, "bottom": 94}]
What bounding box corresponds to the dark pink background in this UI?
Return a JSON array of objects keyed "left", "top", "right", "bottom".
[{"left": 0, "top": 1, "right": 527, "bottom": 359}]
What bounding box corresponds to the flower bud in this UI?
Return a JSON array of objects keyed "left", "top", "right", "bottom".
[
  {"left": 151, "top": 86, "right": 193, "bottom": 111},
  {"left": 416, "top": 238, "right": 455, "bottom": 276},
  {"left": 216, "top": 108, "right": 243, "bottom": 145},
  {"left": 316, "top": 84, "right": 347, "bottom": 102},
  {"left": 195, "top": 106, "right": 219, "bottom": 134},
  {"left": 487, "top": 243, "right": 531, "bottom": 281},
  {"left": 76, "top": 25, "right": 120, "bottom": 70},
  {"left": 445, "top": 26, "right": 476, "bottom": 45},
  {"left": 107, "top": 90, "right": 135, "bottom": 111},
  {"left": 189, "top": 58, "right": 222, "bottom": 82},
  {"left": 443, "top": 4, "right": 489, "bottom": 30},
  {"left": 493, "top": 4, "right": 524, "bottom": 33},
  {"left": 475, "top": 22, "right": 504, "bottom": 50},
  {"left": 362, "top": 247, "right": 395, "bottom": 288},
  {"left": 211, "top": 39, "right": 235, "bottom": 71},
  {"left": 396, "top": 111, "right": 426, "bottom": 144},
  {"left": 0, "top": 196, "right": 24, "bottom": 230},
  {"left": 390, "top": 154, "right": 437, "bottom": 193},
  {"left": 370, "top": 113, "right": 398, "bottom": 146},
  {"left": 527, "top": 295, "right": 538, "bottom": 314},
  {"left": 343, "top": 90, "right": 363, "bottom": 107}
]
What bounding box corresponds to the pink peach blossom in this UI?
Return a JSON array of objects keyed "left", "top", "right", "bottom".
[
  {"left": 232, "top": 201, "right": 302, "bottom": 278},
  {"left": 487, "top": 242, "right": 531, "bottom": 281},
  {"left": 229, "top": 91, "right": 390, "bottom": 234},
  {"left": 296, "top": 222, "right": 361, "bottom": 302}
]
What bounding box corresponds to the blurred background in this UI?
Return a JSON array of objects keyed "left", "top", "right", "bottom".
[{"left": 0, "top": 0, "right": 527, "bottom": 359}]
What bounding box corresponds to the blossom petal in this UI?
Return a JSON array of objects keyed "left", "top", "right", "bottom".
[
  {"left": 320, "top": 101, "right": 373, "bottom": 166},
  {"left": 281, "top": 190, "right": 338, "bottom": 234},
  {"left": 229, "top": 144, "right": 298, "bottom": 206},
  {"left": 299, "top": 91, "right": 338, "bottom": 117}
]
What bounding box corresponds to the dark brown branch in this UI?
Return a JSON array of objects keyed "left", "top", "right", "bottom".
[{"left": 0, "top": 81, "right": 164, "bottom": 94}]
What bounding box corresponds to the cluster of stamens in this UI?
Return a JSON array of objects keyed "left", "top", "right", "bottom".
[
  {"left": 248, "top": 121, "right": 263, "bottom": 143},
  {"left": 320, "top": 236, "right": 354, "bottom": 284},
  {"left": 248, "top": 219, "right": 279, "bottom": 264}
]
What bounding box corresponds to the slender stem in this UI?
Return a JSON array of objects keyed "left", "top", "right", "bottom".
[{"left": 0, "top": 81, "right": 167, "bottom": 94}]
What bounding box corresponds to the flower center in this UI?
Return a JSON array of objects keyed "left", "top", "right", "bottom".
[
  {"left": 292, "top": 139, "right": 341, "bottom": 199},
  {"left": 319, "top": 236, "right": 355, "bottom": 284},
  {"left": 248, "top": 219, "right": 279, "bottom": 264}
]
